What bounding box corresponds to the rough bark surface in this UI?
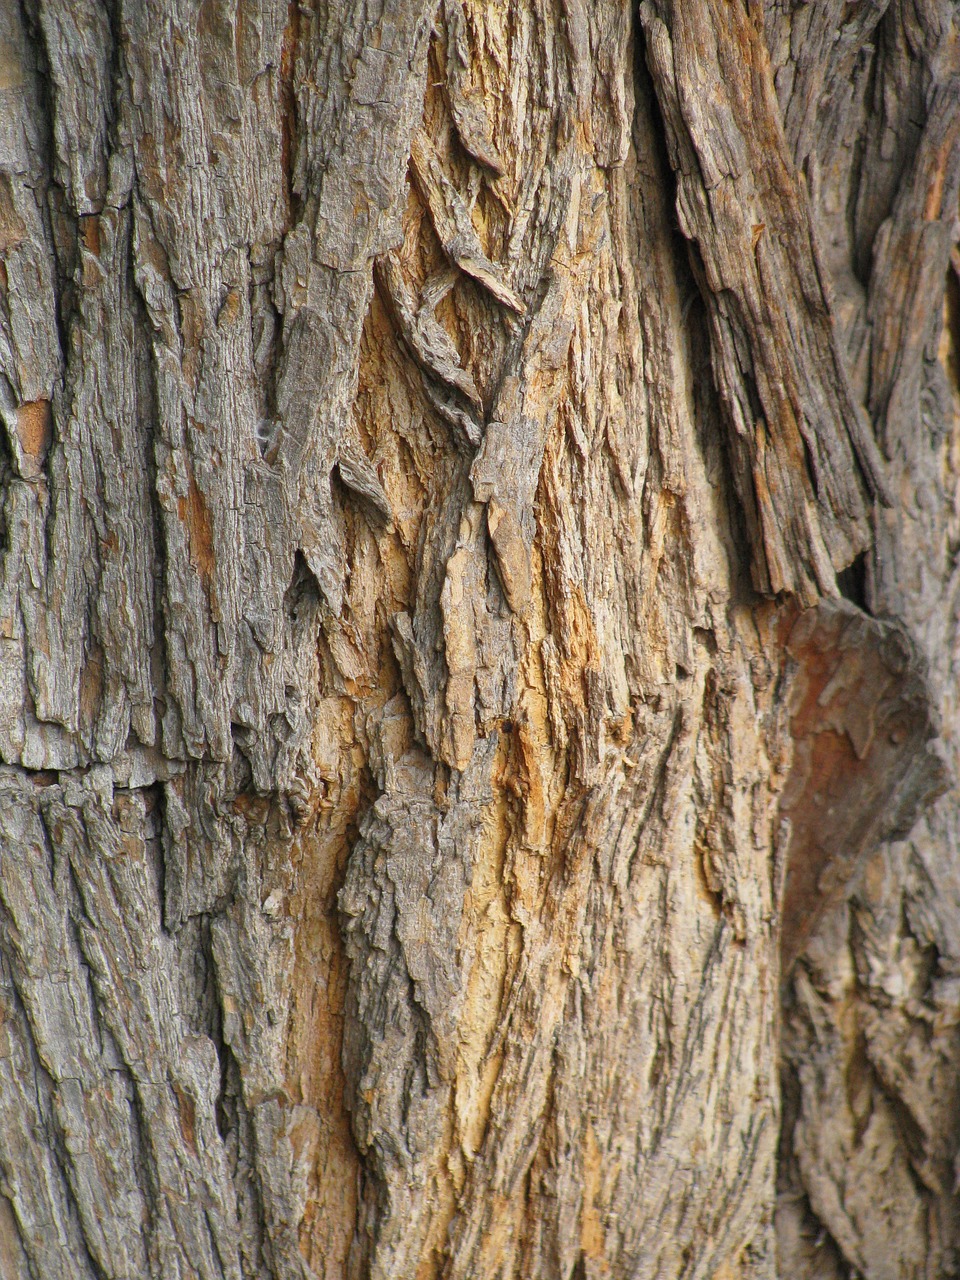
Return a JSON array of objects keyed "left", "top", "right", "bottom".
[{"left": 0, "top": 2, "right": 957, "bottom": 1279}]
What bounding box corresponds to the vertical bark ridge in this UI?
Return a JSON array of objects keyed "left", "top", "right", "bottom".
[
  {"left": 768, "top": 2, "right": 960, "bottom": 1276},
  {"left": 329, "top": 5, "right": 790, "bottom": 1276}
]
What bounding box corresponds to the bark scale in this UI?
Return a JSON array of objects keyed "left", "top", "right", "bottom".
[{"left": 0, "top": 2, "right": 957, "bottom": 1278}]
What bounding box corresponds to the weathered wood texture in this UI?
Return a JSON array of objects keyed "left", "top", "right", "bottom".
[{"left": 0, "top": 1, "right": 957, "bottom": 1278}]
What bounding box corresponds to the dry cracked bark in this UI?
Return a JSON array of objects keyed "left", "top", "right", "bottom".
[{"left": 0, "top": 1, "right": 958, "bottom": 1278}]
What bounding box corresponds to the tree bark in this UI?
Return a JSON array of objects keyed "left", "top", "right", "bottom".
[{"left": 0, "top": 1, "right": 957, "bottom": 1278}]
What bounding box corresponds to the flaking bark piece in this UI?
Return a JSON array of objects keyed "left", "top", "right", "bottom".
[
  {"left": 440, "top": 0, "right": 506, "bottom": 175},
  {"left": 375, "top": 251, "right": 485, "bottom": 445},
  {"left": 336, "top": 439, "right": 394, "bottom": 524},
  {"left": 409, "top": 129, "right": 525, "bottom": 314}
]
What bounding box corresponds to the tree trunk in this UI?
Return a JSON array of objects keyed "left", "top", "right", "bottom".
[{"left": 0, "top": 1, "right": 957, "bottom": 1277}]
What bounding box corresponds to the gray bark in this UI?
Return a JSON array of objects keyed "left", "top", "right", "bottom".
[{"left": 0, "top": 1, "right": 957, "bottom": 1278}]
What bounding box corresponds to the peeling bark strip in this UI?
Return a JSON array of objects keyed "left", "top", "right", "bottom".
[
  {"left": 638, "top": 0, "right": 888, "bottom": 604},
  {"left": 0, "top": 1, "right": 958, "bottom": 1279}
]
